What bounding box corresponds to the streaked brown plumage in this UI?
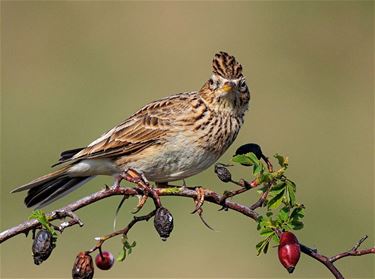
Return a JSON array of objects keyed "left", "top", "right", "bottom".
[{"left": 12, "top": 51, "right": 250, "bottom": 208}]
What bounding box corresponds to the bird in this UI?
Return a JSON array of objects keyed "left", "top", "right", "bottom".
[{"left": 11, "top": 51, "right": 251, "bottom": 208}]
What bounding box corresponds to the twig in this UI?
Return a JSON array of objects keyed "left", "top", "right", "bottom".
[
  {"left": 329, "top": 235, "right": 375, "bottom": 263},
  {"left": 250, "top": 182, "right": 272, "bottom": 210},
  {"left": 88, "top": 210, "right": 156, "bottom": 253}
]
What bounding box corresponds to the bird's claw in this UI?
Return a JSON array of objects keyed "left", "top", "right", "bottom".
[
  {"left": 191, "top": 187, "right": 205, "bottom": 214},
  {"left": 132, "top": 195, "right": 148, "bottom": 214},
  {"left": 121, "top": 169, "right": 162, "bottom": 208}
]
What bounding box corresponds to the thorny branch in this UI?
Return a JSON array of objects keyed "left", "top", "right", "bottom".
[{"left": 0, "top": 184, "right": 374, "bottom": 278}]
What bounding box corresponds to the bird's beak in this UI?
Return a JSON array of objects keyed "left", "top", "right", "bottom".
[{"left": 222, "top": 81, "right": 235, "bottom": 93}]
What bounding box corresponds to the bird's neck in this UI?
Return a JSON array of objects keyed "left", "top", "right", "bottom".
[{"left": 199, "top": 88, "right": 248, "bottom": 117}]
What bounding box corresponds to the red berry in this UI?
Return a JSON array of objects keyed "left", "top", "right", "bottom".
[
  {"left": 95, "top": 251, "right": 114, "bottom": 270},
  {"left": 278, "top": 231, "right": 301, "bottom": 273}
]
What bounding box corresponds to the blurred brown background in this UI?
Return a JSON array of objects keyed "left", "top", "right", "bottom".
[{"left": 1, "top": 1, "right": 373, "bottom": 278}]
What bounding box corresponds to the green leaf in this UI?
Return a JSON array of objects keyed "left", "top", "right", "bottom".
[
  {"left": 267, "top": 190, "right": 285, "bottom": 209},
  {"left": 272, "top": 233, "right": 280, "bottom": 244},
  {"left": 274, "top": 154, "right": 287, "bottom": 167},
  {"left": 290, "top": 207, "right": 304, "bottom": 222},
  {"left": 233, "top": 152, "right": 260, "bottom": 166},
  {"left": 28, "top": 210, "right": 57, "bottom": 238},
  {"left": 257, "top": 216, "right": 273, "bottom": 230},
  {"left": 118, "top": 238, "right": 136, "bottom": 262},
  {"left": 269, "top": 182, "right": 287, "bottom": 195},
  {"left": 290, "top": 220, "right": 304, "bottom": 230},
  {"left": 286, "top": 179, "right": 296, "bottom": 191},
  {"left": 256, "top": 239, "right": 268, "bottom": 256},
  {"left": 253, "top": 162, "right": 264, "bottom": 175},
  {"left": 287, "top": 184, "right": 296, "bottom": 206},
  {"left": 116, "top": 247, "right": 127, "bottom": 262},
  {"left": 256, "top": 237, "right": 272, "bottom": 255},
  {"left": 232, "top": 154, "right": 254, "bottom": 166},
  {"left": 263, "top": 241, "right": 270, "bottom": 254},
  {"left": 259, "top": 228, "right": 274, "bottom": 237},
  {"left": 278, "top": 207, "right": 290, "bottom": 222}
]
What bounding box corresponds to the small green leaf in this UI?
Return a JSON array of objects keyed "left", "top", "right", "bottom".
[
  {"left": 233, "top": 152, "right": 260, "bottom": 166},
  {"left": 258, "top": 217, "right": 273, "bottom": 229},
  {"left": 28, "top": 210, "right": 57, "bottom": 238},
  {"left": 290, "top": 220, "right": 304, "bottom": 230},
  {"left": 267, "top": 190, "right": 285, "bottom": 209},
  {"left": 256, "top": 239, "right": 268, "bottom": 256},
  {"left": 253, "top": 163, "right": 264, "bottom": 175},
  {"left": 274, "top": 154, "right": 287, "bottom": 167},
  {"left": 278, "top": 207, "right": 289, "bottom": 222},
  {"left": 259, "top": 228, "right": 274, "bottom": 237},
  {"left": 118, "top": 238, "right": 136, "bottom": 262},
  {"left": 116, "top": 248, "right": 127, "bottom": 262},
  {"left": 263, "top": 240, "right": 270, "bottom": 254},
  {"left": 290, "top": 207, "right": 304, "bottom": 221},
  {"left": 269, "top": 182, "right": 287, "bottom": 195},
  {"left": 286, "top": 179, "right": 296, "bottom": 191},
  {"left": 272, "top": 233, "right": 280, "bottom": 244},
  {"left": 287, "top": 184, "right": 296, "bottom": 206},
  {"left": 233, "top": 154, "right": 254, "bottom": 166}
]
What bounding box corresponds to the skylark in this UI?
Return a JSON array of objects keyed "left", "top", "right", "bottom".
[{"left": 12, "top": 51, "right": 250, "bottom": 208}]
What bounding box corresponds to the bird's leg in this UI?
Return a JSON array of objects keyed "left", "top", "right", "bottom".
[
  {"left": 121, "top": 169, "right": 161, "bottom": 209},
  {"left": 112, "top": 175, "right": 124, "bottom": 189}
]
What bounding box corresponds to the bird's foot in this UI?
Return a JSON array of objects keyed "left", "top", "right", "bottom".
[
  {"left": 191, "top": 187, "right": 205, "bottom": 214},
  {"left": 190, "top": 187, "right": 215, "bottom": 230},
  {"left": 121, "top": 169, "right": 161, "bottom": 209},
  {"left": 131, "top": 195, "right": 148, "bottom": 214}
]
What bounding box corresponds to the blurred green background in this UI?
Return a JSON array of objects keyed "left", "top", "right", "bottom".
[{"left": 1, "top": 1, "right": 373, "bottom": 278}]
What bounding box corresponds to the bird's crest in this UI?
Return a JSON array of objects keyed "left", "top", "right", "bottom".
[{"left": 212, "top": 51, "right": 243, "bottom": 79}]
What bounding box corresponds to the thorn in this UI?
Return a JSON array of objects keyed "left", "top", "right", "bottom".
[{"left": 218, "top": 206, "right": 229, "bottom": 211}]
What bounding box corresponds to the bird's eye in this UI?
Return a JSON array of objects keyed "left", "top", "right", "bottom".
[
  {"left": 239, "top": 80, "right": 247, "bottom": 91},
  {"left": 209, "top": 78, "right": 217, "bottom": 90}
]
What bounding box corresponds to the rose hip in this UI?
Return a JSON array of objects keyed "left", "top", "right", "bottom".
[
  {"left": 278, "top": 231, "right": 301, "bottom": 273},
  {"left": 95, "top": 251, "right": 114, "bottom": 270}
]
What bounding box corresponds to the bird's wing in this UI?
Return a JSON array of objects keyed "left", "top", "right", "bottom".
[{"left": 56, "top": 92, "right": 200, "bottom": 164}]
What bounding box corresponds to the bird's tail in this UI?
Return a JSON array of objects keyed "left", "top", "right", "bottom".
[{"left": 11, "top": 166, "right": 93, "bottom": 208}]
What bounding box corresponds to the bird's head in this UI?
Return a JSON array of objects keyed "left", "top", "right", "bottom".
[{"left": 199, "top": 51, "right": 250, "bottom": 115}]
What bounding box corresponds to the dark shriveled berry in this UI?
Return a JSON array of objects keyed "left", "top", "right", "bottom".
[
  {"left": 214, "top": 163, "right": 232, "bottom": 183},
  {"left": 154, "top": 207, "right": 174, "bottom": 241},
  {"left": 32, "top": 230, "right": 55, "bottom": 265},
  {"left": 72, "top": 252, "right": 94, "bottom": 279}
]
